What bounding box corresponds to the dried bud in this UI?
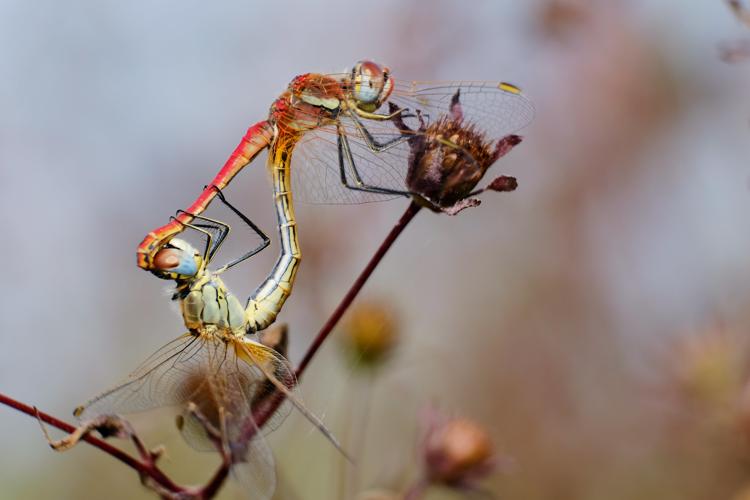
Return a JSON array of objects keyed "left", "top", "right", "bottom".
[
  {"left": 487, "top": 175, "right": 518, "bottom": 192},
  {"left": 391, "top": 91, "right": 522, "bottom": 215},
  {"left": 340, "top": 301, "right": 398, "bottom": 368},
  {"left": 422, "top": 411, "right": 496, "bottom": 487}
]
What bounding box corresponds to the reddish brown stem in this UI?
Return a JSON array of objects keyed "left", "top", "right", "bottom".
[
  {"left": 0, "top": 392, "right": 182, "bottom": 494},
  {"left": 244, "top": 200, "right": 422, "bottom": 441},
  {"left": 295, "top": 200, "right": 422, "bottom": 379}
]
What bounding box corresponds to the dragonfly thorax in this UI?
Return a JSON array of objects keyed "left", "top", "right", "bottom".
[{"left": 181, "top": 271, "right": 247, "bottom": 335}]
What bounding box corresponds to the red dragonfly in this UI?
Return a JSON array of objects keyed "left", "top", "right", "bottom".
[{"left": 137, "top": 61, "right": 534, "bottom": 332}]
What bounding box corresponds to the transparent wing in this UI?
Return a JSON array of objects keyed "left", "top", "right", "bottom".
[
  {"left": 172, "top": 340, "right": 278, "bottom": 500},
  {"left": 289, "top": 79, "right": 533, "bottom": 205},
  {"left": 231, "top": 435, "right": 276, "bottom": 500},
  {"left": 389, "top": 79, "right": 535, "bottom": 140},
  {"left": 175, "top": 338, "right": 294, "bottom": 450},
  {"left": 236, "top": 338, "right": 296, "bottom": 435},
  {"left": 74, "top": 333, "right": 207, "bottom": 420},
  {"left": 238, "top": 338, "right": 350, "bottom": 459},
  {"left": 290, "top": 119, "right": 409, "bottom": 205}
]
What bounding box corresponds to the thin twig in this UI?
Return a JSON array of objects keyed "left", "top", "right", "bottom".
[
  {"left": 0, "top": 392, "right": 182, "bottom": 493},
  {"left": 244, "top": 200, "right": 421, "bottom": 442},
  {"left": 295, "top": 200, "right": 422, "bottom": 379}
]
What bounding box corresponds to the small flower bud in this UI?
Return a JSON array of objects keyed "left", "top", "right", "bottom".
[
  {"left": 487, "top": 175, "right": 518, "bottom": 192},
  {"left": 422, "top": 411, "right": 496, "bottom": 487},
  {"left": 340, "top": 301, "right": 398, "bottom": 369}
]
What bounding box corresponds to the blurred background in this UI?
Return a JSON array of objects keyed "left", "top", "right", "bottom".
[{"left": 3, "top": 0, "right": 750, "bottom": 498}]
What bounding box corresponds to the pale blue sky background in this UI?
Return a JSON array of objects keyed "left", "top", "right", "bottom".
[{"left": 2, "top": 1, "right": 750, "bottom": 498}]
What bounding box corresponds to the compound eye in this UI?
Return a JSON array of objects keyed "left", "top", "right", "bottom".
[
  {"left": 353, "top": 60, "right": 387, "bottom": 104},
  {"left": 153, "top": 248, "right": 183, "bottom": 271},
  {"left": 152, "top": 240, "right": 199, "bottom": 278}
]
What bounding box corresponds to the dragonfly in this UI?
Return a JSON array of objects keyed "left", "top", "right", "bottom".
[
  {"left": 136, "top": 60, "right": 534, "bottom": 333},
  {"left": 76, "top": 189, "right": 346, "bottom": 499}
]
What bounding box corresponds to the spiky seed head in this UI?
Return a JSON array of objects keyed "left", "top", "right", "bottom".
[{"left": 407, "top": 116, "right": 497, "bottom": 210}]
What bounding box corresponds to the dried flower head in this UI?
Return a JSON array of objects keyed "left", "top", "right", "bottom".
[
  {"left": 339, "top": 301, "right": 398, "bottom": 368},
  {"left": 421, "top": 408, "right": 498, "bottom": 488},
  {"left": 391, "top": 90, "right": 522, "bottom": 215}
]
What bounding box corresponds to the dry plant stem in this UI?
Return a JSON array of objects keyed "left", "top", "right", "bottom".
[
  {"left": 295, "top": 200, "right": 422, "bottom": 379},
  {"left": 0, "top": 392, "right": 181, "bottom": 493},
  {"left": 245, "top": 200, "right": 421, "bottom": 442}
]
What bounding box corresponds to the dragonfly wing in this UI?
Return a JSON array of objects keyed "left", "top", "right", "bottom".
[
  {"left": 390, "top": 80, "right": 535, "bottom": 140},
  {"left": 289, "top": 80, "right": 532, "bottom": 205},
  {"left": 231, "top": 432, "right": 277, "bottom": 500},
  {"left": 74, "top": 333, "right": 207, "bottom": 420},
  {"left": 173, "top": 338, "right": 271, "bottom": 448},
  {"left": 235, "top": 339, "right": 296, "bottom": 435},
  {"left": 174, "top": 338, "right": 281, "bottom": 500},
  {"left": 238, "top": 339, "right": 349, "bottom": 459},
  {"left": 290, "top": 119, "right": 410, "bottom": 205}
]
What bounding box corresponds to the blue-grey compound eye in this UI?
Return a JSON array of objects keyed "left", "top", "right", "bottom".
[
  {"left": 170, "top": 250, "right": 198, "bottom": 276},
  {"left": 352, "top": 60, "right": 390, "bottom": 105}
]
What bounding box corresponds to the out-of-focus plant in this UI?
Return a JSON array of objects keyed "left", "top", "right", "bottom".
[
  {"left": 672, "top": 329, "right": 749, "bottom": 425},
  {"left": 720, "top": 0, "right": 750, "bottom": 62},
  {"left": 422, "top": 412, "right": 497, "bottom": 487},
  {"left": 339, "top": 301, "right": 399, "bottom": 369},
  {"left": 401, "top": 407, "right": 505, "bottom": 499}
]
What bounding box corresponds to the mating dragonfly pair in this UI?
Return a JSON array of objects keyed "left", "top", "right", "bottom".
[{"left": 72, "top": 61, "right": 533, "bottom": 498}]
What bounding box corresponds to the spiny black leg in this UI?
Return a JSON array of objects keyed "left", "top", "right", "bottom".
[
  {"left": 349, "top": 110, "right": 412, "bottom": 152},
  {"left": 170, "top": 215, "right": 216, "bottom": 264},
  {"left": 207, "top": 185, "right": 271, "bottom": 271},
  {"left": 175, "top": 210, "right": 229, "bottom": 263},
  {"left": 336, "top": 127, "right": 412, "bottom": 197}
]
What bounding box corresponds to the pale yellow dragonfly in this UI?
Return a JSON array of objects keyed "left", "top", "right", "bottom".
[{"left": 76, "top": 189, "right": 344, "bottom": 499}]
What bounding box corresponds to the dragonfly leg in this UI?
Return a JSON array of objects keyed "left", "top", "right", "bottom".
[
  {"left": 173, "top": 185, "right": 270, "bottom": 271},
  {"left": 208, "top": 185, "right": 271, "bottom": 272},
  {"left": 136, "top": 120, "right": 274, "bottom": 271},
  {"left": 348, "top": 111, "right": 411, "bottom": 153},
  {"left": 170, "top": 215, "right": 217, "bottom": 265},
  {"left": 336, "top": 126, "right": 411, "bottom": 197},
  {"left": 352, "top": 104, "right": 405, "bottom": 122}
]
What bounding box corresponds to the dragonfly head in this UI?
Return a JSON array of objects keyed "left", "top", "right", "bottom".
[
  {"left": 150, "top": 238, "right": 204, "bottom": 282},
  {"left": 350, "top": 60, "right": 394, "bottom": 111}
]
